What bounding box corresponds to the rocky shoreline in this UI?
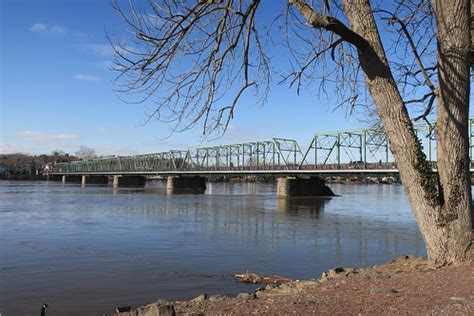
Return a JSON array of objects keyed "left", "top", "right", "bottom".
[{"left": 109, "top": 255, "right": 474, "bottom": 315}]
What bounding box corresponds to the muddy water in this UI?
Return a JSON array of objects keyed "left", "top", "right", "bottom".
[{"left": 0, "top": 180, "right": 425, "bottom": 315}]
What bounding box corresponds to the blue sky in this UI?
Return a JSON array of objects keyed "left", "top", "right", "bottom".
[{"left": 0, "top": 0, "right": 451, "bottom": 156}]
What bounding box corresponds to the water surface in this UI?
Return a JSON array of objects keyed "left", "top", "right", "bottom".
[{"left": 0, "top": 180, "right": 425, "bottom": 315}]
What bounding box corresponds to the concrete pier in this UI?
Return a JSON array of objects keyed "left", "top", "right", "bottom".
[
  {"left": 80, "top": 175, "right": 109, "bottom": 186},
  {"left": 166, "top": 176, "right": 206, "bottom": 193},
  {"left": 276, "top": 176, "right": 334, "bottom": 197},
  {"left": 113, "top": 175, "right": 119, "bottom": 188},
  {"left": 112, "top": 175, "right": 146, "bottom": 187}
]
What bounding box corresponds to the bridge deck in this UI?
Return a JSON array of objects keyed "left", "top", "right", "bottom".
[{"left": 51, "top": 168, "right": 464, "bottom": 176}]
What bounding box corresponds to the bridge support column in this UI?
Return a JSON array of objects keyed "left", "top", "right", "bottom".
[
  {"left": 62, "top": 175, "right": 67, "bottom": 184},
  {"left": 113, "top": 175, "right": 119, "bottom": 188},
  {"left": 80, "top": 175, "right": 109, "bottom": 186},
  {"left": 112, "top": 175, "right": 146, "bottom": 187},
  {"left": 276, "top": 176, "right": 334, "bottom": 197},
  {"left": 166, "top": 176, "right": 206, "bottom": 193}
]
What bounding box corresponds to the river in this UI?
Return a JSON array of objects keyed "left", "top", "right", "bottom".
[{"left": 0, "top": 180, "right": 425, "bottom": 315}]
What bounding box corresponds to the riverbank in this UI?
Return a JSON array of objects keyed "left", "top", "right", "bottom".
[
  {"left": 0, "top": 174, "right": 49, "bottom": 180},
  {"left": 113, "top": 255, "right": 474, "bottom": 315}
]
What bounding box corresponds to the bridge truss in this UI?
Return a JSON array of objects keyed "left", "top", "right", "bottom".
[
  {"left": 54, "top": 118, "right": 474, "bottom": 175},
  {"left": 55, "top": 138, "right": 306, "bottom": 174}
]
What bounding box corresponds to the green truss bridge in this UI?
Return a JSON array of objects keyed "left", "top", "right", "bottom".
[{"left": 53, "top": 118, "right": 474, "bottom": 177}]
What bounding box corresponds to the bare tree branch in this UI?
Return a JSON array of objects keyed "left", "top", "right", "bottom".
[
  {"left": 110, "top": 0, "right": 268, "bottom": 137},
  {"left": 288, "top": 0, "right": 367, "bottom": 48},
  {"left": 380, "top": 9, "right": 438, "bottom": 93}
]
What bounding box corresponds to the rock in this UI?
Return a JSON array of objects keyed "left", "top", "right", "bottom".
[
  {"left": 208, "top": 295, "right": 225, "bottom": 302},
  {"left": 114, "top": 301, "right": 176, "bottom": 316},
  {"left": 155, "top": 301, "right": 176, "bottom": 316},
  {"left": 265, "top": 284, "right": 275, "bottom": 290},
  {"left": 253, "top": 287, "right": 265, "bottom": 297},
  {"left": 278, "top": 284, "right": 300, "bottom": 295},
  {"left": 328, "top": 267, "right": 345, "bottom": 277},
  {"left": 136, "top": 304, "right": 159, "bottom": 316},
  {"left": 234, "top": 273, "right": 293, "bottom": 285},
  {"left": 370, "top": 287, "right": 398, "bottom": 294},
  {"left": 321, "top": 267, "right": 346, "bottom": 280},
  {"left": 319, "top": 276, "right": 329, "bottom": 283},
  {"left": 115, "top": 306, "right": 133, "bottom": 316},
  {"left": 191, "top": 293, "right": 207, "bottom": 302},
  {"left": 237, "top": 292, "right": 256, "bottom": 299},
  {"left": 255, "top": 290, "right": 266, "bottom": 298}
]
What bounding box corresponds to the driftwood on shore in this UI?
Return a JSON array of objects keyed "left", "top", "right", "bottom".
[{"left": 233, "top": 273, "right": 293, "bottom": 285}]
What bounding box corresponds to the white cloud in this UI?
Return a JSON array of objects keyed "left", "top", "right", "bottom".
[
  {"left": 16, "top": 131, "right": 80, "bottom": 146},
  {"left": 84, "top": 43, "right": 135, "bottom": 58},
  {"left": 30, "top": 23, "right": 47, "bottom": 33},
  {"left": 97, "top": 145, "right": 138, "bottom": 156},
  {"left": 29, "top": 23, "right": 68, "bottom": 34},
  {"left": 84, "top": 44, "right": 114, "bottom": 57},
  {"left": 94, "top": 127, "right": 106, "bottom": 133},
  {"left": 0, "top": 143, "right": 31, "bottom": 154},
  {"left": 73, "top": 74, "right": 101, "bottom": 82}
]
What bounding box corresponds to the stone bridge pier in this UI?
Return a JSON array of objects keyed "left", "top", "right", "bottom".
[
  {"left": 166, "top": 176, "right": 206, "bottom": 194},
  {"left": 112, "top": 175, "right": 147, "bottom": 187},
  {"left": 276, "top": 176, "right": 334, "bottom": 197}
]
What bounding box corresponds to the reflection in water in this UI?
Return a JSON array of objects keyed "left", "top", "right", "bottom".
[
  {"left": 277, "top": 197, "right": 329, "bottom": 217},
  {"left": 166, "top": 188, "right": 207, "bottom": 195},
  {"left": 0, "top": 181, "right": 425, "bottom": 315}
]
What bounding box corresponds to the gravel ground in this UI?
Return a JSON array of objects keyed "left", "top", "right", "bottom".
[{"left": 115, "top": 256, "right": 474, "bottom": 315}]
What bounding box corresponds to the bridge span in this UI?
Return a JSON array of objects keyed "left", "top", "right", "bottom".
[
  {"left": 51, "top": 118, "right": 474, "bottom": 196},
  {"left": 55, "top": 168, "right": 400, "bottom": 176}
]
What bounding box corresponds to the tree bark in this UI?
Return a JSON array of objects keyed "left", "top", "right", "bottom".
[
  {"left": 333, "top": 0, "right": 472, "bottom": 263},
  {"left": 432, "top": 0, "right": 473, "bottom": 261}
]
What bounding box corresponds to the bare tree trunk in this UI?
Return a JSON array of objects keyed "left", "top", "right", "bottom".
[
  {"left": 340, "top": 0, "right": 473, "bottom": 264},
  {"left": 471, "top": 2, "right": 474, "bottom": 67},
  {"left": 432, "top": 0, "right": 473, "bottom": 261}
]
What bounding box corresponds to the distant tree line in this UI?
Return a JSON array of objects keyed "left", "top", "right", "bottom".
[
  {"left": 0, "top": 146, "right": 98, "bottom": 178},
  {"left": 0, "top": 151, "right": 77, "bottom": 177}
]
